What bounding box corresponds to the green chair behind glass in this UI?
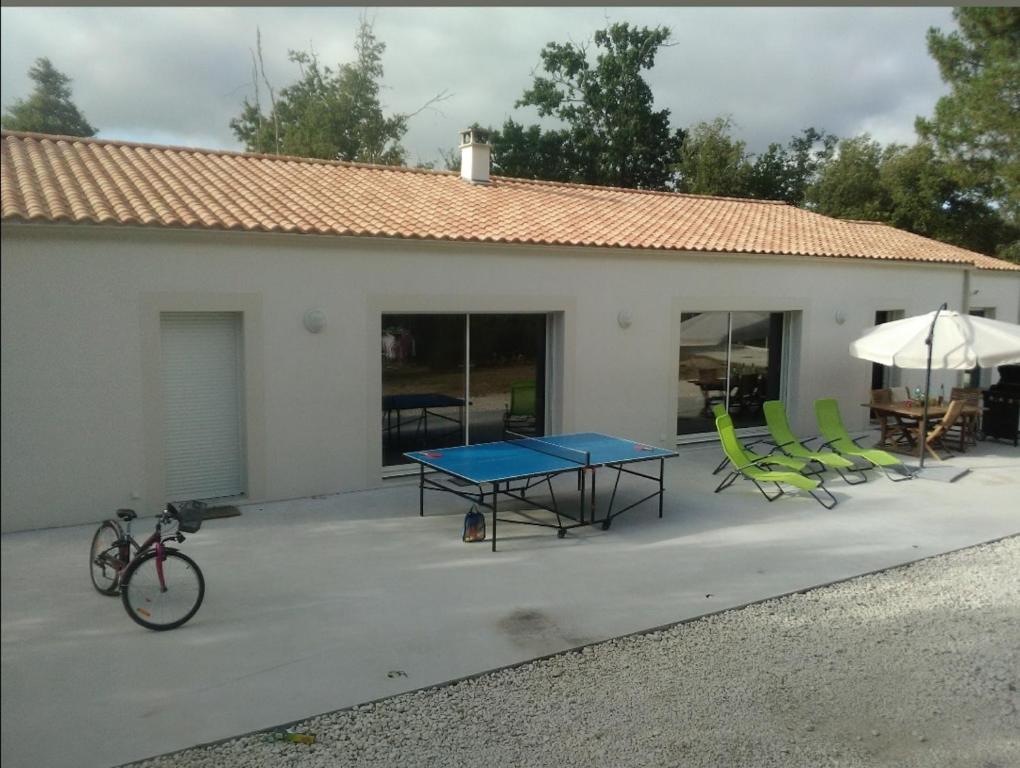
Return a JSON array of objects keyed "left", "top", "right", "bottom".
[{"left": 503, "top": 381, "right": 537, "bottom": 436}]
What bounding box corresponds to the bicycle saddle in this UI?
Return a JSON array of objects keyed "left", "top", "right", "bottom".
[{"left": 116, "top": 509, "right": 137, "bottom": 521}]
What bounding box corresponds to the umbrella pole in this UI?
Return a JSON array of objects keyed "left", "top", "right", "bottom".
[{"left": 919, "top": 303, "right": 948, "bottom": 469}]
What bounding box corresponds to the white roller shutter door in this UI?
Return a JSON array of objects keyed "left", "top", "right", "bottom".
[{"left": 160, "top": 312, "right": 245, "bottom": 500}]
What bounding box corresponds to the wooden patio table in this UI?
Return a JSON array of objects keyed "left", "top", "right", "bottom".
[{"left": 864, "top": 401, "right": 979, "bottom": 454}]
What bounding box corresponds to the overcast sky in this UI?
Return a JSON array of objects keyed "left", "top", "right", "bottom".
[{"left": 0, "top": 6, "right": 956, "bottom": 166}]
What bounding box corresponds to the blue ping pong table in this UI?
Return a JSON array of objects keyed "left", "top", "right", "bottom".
[{"left": 405, "top": 432, "right": 678, "bottom": 551}]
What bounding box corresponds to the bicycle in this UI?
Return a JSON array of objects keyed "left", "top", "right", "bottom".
[{"left": 89, "top": 501, "right": 206, "bottom": 631}]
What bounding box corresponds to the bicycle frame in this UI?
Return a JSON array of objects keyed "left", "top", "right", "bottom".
[{"left": 105, "top": 517, "right": 175, "bottom": 591}]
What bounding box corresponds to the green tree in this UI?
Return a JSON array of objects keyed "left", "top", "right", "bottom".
[
  {"left": 433, "top": 121, "right": 572, "bottom": 181},
  {"left": 231, "top": 19, "right": 435, "bottom": 164},
  {"left": 997, "top": 240, "right": 1020, "bottom": 263},
  {"left": 1, "top": 57, "right": 96, "bottom": 137},
  {"left": 881, "top": 142, "right": 1017, "bottom": 255},
  {"left": 743, "top": 142, "right": 788, "bottom": 200},
  {"left": 744, "top": 128, "right": 838, "bottom": 204},
  {"left": 916, "top": 7, "right": 1020, "bottom": 224},
  {"left": 672, "top": 121, "right": 837, "bottom": 202},
  {"left": 806, "top": 135, "right": 894, "bottom": 221},
  {"left": 674, "top": 117, "right": 752, "bottom": 197},
  {"left": 515, "top": 22, "right": 685, "bottom": 189},
  {"left": 487, "top": 120, "right": 572, "bottom": 181},
  {"left": 798, "top": 135, "right": 1020, "bottom": 261}
]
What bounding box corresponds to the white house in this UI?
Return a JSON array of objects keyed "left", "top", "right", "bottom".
[{"left": 2, "top": 128, "right": 1018, "bottom": 532}]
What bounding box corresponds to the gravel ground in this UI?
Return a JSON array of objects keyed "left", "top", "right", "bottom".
[{"left": 129, "top": 536, "right": 1020, "bottom": 768}]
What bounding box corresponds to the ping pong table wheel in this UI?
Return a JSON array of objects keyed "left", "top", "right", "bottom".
[
  {"left": 557, "top": 528, "right": 566, "bottom": 539},
  {"left": 601, "top": 519, "right": 612, "bottom": 531}
]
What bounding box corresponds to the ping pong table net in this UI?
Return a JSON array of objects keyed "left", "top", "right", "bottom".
[{"left": 503, "top": 432, "right": 592, "bottom": 467}]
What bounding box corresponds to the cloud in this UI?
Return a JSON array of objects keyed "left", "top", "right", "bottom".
[{"left": 0, "top": 6, "right": 955, "bottom": 165}]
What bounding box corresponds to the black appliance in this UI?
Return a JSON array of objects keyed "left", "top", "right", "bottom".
[{"left": 982, "top": 364, "right": 1020, "bottom": 446}]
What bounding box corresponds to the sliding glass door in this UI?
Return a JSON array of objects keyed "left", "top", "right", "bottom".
[
  {"left": 381, "top": 313, "right": 546, "bottom": 466},
  {"left": 677, "top": 311, "right": 785, "bottom": 436}
]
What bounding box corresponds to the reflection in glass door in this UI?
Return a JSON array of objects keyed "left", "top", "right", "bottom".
[
  {"left": 677, "top": 311, "right": 784, "bottom": 436},
  {"left": 381, "top": 313, "right": 545, "bottom": 466},
  {"left": 467, "top": 314, "right": 545, "bottom": 446},
  {"left": 382, "top": 314, "right": 466, "bottom": 467}
]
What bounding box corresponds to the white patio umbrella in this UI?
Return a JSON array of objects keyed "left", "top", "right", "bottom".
[{"left": 849, "top": 303, "right": 1020, "bottom": 473}]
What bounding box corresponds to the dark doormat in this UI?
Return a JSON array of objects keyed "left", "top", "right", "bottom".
[{"left": 202, "top": 505, "right": 242, "bottom": 520}]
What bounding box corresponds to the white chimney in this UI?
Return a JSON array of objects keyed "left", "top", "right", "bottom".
[{"left": 459, "top": 128, "right": 491, "bottom": 184}]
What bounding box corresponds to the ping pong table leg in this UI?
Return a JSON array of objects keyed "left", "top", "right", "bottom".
[
  {"left": 658, "top": 457, "right": 665, "bottom": 518},
  {"left": 491, "top": 482, "right": 498, "bottom": 552},
  {"left": 418, "top": 463, "right": 425, "bottom": 516},
  {"left": 578, "top": 469, "right": 586, "bottom": 524},
  {"left": 603, "top": 466, "right": 623, "bottom": 529}
]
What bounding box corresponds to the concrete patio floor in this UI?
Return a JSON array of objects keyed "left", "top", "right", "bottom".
[{"left": 2, "top": 436, "right": 1018, "bottom": 768}]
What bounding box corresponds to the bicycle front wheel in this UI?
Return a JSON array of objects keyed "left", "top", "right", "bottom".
[
  {"left": 121, "top": 549, "right": 205, "bottom": 631},
  {"left": 90, "top": 520, "right": 125, "bottom": 596}
]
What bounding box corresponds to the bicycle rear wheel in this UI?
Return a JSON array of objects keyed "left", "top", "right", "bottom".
[
  {"left": 89, "top": 520, "right": 125, "bottom": 596},
  {"left": 121, "top": 549, "right": 205, "bottom": 631}
]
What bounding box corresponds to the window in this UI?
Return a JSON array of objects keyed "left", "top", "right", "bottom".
[
  {"left": 964, "top": 309, "right": 992, "bottom": 389},
  {"left": 381, "top": 313, "right": 546, "bottom": 466},
  {"left": 677, "top": 311, "right": 785, "bottom": 436},
  {"left": 870, "top": 310, "right": 904, "bottom": 392}
]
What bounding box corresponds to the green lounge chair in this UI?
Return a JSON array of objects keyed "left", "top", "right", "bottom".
[
  {"left": 762, "top": 400, "right": 866, "bottom": 485},
  {"left": 813, "top": 399, "right": 913, "bottom": 482},
  {"left": 710, "top": 403, "right": 731, "bottom": 474},
  {"left": 714, "top": 414, "right": 836, "bottom": 509},
  {"left": 710, "top": 403, "right": 817, "bottom": 477}
]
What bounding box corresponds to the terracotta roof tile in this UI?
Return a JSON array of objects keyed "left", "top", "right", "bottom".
[{"left": 2, "top": 130, "right": 1018, "bottom": 272}]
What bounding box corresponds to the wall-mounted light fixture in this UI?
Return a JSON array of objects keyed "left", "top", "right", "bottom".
[
  {"left": 303, "top": 309, "right": 326, "bottom": 334},
  {"left": 617, "top": 310, "right": 633, "bottom": 329}
]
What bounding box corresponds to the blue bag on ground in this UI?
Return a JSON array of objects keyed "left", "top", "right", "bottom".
[{"left": 462, "top": 505, "right": 486, "bottom": 542}]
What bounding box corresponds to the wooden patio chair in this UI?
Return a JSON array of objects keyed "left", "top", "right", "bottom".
[
  {"left": 906, "top": 399, "right": 966, "bottom": 462},
  {"left": 870, "top": 387, "right": 914, "bottom": 448},
  {"left": 948, "top": 387, "right": 981, "bottom": 449},
  {"left": 869, "top": 387, "right": 892, "bottom": 432}
]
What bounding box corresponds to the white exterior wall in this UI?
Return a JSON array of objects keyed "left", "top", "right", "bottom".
[{"left": 3, "top": 224, "right": 1018, "bottom": 532}]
